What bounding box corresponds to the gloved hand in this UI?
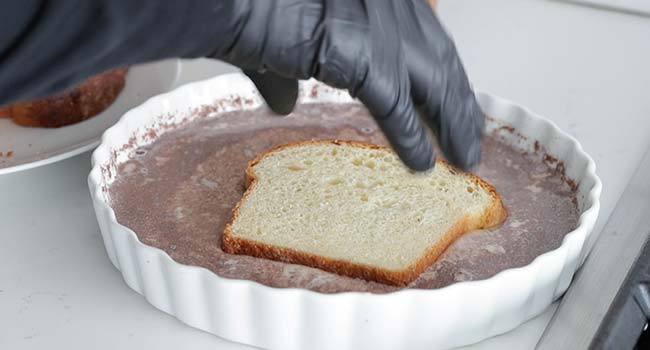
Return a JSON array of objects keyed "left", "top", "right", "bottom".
[{"left": 212, "top": 0, "right": 484, "bottom": 171}]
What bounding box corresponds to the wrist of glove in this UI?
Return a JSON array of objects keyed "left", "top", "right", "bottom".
[{"left": 211, "top": 0, "right": 484, "bottom": 171}]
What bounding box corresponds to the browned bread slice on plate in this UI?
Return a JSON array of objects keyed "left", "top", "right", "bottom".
[
  {"left": 0, "top": 106, "right": 10, "bottom": 118},
  {"left": 8, "top": 67, "right": 128, "bottom": 128},
  {"left": 223, "top": 140, "right": 507, "bottom": 286}
]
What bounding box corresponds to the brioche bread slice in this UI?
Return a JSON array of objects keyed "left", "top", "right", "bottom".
[
  {"left": 0, "top": 106, "right": 10, "bottom": 118},
  {"left": 7, "top": 67, "right": 128, "bottom": 128},
  {"left": 222, "top": 140, "right": 507, "bottom": 286}
]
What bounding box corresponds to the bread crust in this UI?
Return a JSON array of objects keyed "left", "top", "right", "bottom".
[
  {"left": 223, "top": 140, "right": 507, "bottom": 286},
  {"left": 0, "top": 106, "right": 11, "bottom": 118},
  {"left": 7, "top": 67, "right": 128, "bottom": 128}
]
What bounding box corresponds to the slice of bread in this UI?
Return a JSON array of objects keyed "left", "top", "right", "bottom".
[
  {"left": 222, "top": 140, "right": 507, "bottom": 286},
  {"left": 7, "top": 67, "right": 128, "bottom": 128},
  {"left": 0, "top": 106, "right": 10, "bottom": 118}
]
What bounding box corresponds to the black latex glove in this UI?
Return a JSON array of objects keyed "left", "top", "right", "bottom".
[{"left": 213, "top": 0, "right": 484, "bottom": 171}]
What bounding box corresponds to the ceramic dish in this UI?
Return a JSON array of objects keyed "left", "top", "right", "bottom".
[{"left": 89, "top": 73, "right": 601, "bottom": 350}]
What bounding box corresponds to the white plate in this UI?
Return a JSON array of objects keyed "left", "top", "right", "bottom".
[
  {"left": 0, "top": 59, "right": 181, "bottom": 175},
  {"left": 89, "top": 74, "right": 602, "bottom": 350}
]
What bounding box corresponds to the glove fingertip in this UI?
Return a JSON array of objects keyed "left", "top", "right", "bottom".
[
  {"left": 442, "top": 97, "right": 484, "bottom": 170},
  {"left": 404, "top": 135, "right": 437, "bottom": 172},
  {"left": 245, "top": 70, "right": 298, "bottom": 115}
]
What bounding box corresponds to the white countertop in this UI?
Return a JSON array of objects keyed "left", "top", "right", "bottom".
[{"left": 2, "top": 0, "right": 650, "bottom": 349}]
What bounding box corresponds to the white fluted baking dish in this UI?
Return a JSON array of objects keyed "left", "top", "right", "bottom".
[{"left": 88, "top": 73, "right": 601, "bottom": 350}]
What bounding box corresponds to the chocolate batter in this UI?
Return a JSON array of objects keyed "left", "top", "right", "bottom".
[{"left": 108, "top": 103, "right": 579, "bottom": 293}]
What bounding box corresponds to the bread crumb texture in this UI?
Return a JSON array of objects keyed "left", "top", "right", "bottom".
[{"left": 223, "top": 140, "right": 507, "bottom": 285}]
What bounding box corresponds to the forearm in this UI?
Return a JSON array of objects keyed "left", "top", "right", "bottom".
[{"left": 0, "top": 0, "right": 237, "bottom": 105}]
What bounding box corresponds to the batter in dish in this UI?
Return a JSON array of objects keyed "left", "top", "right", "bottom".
[{"left": 109, "top": 103, "right": 579, "bottom": 293}]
